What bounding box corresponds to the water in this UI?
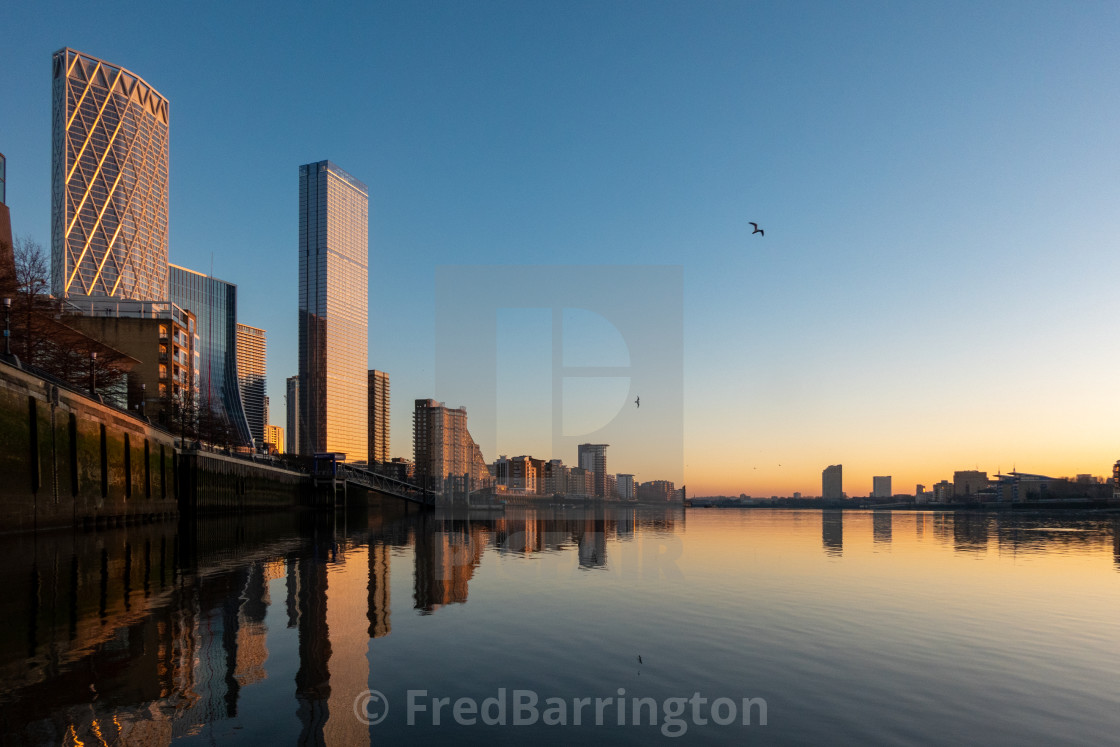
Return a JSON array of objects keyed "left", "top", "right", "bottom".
[{"left": 1, "top": 505, "right": 1118, "bottom": 744}]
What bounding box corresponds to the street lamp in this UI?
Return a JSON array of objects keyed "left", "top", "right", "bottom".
[{"left": 89, "top": 351, "right": 97, "bottom": 397}]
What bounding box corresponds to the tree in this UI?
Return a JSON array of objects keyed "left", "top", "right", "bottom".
[
  {"left": 11, "top": 234, "right": 50, "bottom": 364},
  {"left": 163, "top": 385, "right": 200, "bottom": 446}
]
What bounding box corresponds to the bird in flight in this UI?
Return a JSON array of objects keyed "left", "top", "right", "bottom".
[
  {"left": 635, "top": 396, "right": 640, "bottom": 408},
  {"left": 750, "top": 222, "right": 764, "bottom": 237}
]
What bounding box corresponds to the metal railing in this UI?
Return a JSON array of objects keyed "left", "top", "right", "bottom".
[{"left": 336, "top": 463, "right": 435, "bottom": 506}]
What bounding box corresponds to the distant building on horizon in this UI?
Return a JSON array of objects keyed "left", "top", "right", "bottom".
[
  {"left": 170, "top": 264, "right": 253, "bottom": 447},
  {"left": 368, "top": 369, "right": 389, "bottom": 464},
  {"left": 298, "top": 160, "right": 368, "bottom": 458},
  {"left": 953, "top": 470, "right": 988, "bottom": 500},
  {"left": 236, "top": 323, "right": 267, "bottom": 448},
  {"left": 822, "top": 464, "right": 843, "bottom": 500},
  {"left": 616, "top": 473, "right": 635, "bottom": 500},
  {"left": 872, "top": 475, "right": 892, "bottom": 498},
  {"left": 577, "top": 443, "right": 609, "bottom": 498},
  {"left": 52, "top": 48, "right": 169, "bottom": 301}
]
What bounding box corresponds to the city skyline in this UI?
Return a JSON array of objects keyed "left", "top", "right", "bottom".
[{"left": 3, "top": 3, "right": 1120, "bottom": 495}]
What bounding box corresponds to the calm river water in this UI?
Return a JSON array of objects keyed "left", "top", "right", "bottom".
[{"left": 0, "top": 504, "right": 1117, "bottom": 745}]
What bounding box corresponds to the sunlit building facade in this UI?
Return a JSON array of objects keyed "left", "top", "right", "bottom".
[
  {"left": 299, "top": 161, "right": 368, "bottom": 459},
  {"left": 236, "top": 323, "right": 267, "bottom": 448},
  {"left": 265, "top": 425, "right": 284, "bottom": 454},
  {"left": 51, "top": 48, "right": 169, "bottom": 300},
  {"left": 413, "top": 399, "right": 490, "bottom": 497},
  {"left": 368, "top": 369, "right": 390, "bottom": 464},
  {"left": 169, "top": 264, "right": 253, "bottom": 446}
]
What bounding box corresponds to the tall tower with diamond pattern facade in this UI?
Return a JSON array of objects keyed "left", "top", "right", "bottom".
[{"left": 51, "top": 48, "right": 170, "bottom": 300}]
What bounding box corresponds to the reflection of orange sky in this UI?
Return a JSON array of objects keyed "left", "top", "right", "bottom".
[
  {"left": 684, "top": 444, "right": 1119, "bottom": 498},
  {"left": 677, "top": 509, "right": 1117, "bottom": 584}
]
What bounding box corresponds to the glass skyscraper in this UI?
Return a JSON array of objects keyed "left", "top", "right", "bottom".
[
  {"left": 169, "top": 264, "right": 253, "bottom": 447},
  {"left": 51, "top": 48, "right": 170, "bottom": 300},
  {"left": 298, "top": 161, "right": 368, "bottom": 459}
]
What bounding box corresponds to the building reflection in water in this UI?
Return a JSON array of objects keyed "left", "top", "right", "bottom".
[
  {"left": 1114, "top": 518, "right": 1120, "bottom": 571},
  {"left": 0, "top": 504, "right": 687, "bottom": 743},
  {"left": 873, "top": 512, "right": 892, "bottom": 546},
  {"left": 414, "top": 516, "right": 487, "bottom": 613},
  {"left": 953, "top": 514, "right": 990, "bottom": 554},
  {"left": 822, "top": 509, "right": 843, "bottom": 557}
]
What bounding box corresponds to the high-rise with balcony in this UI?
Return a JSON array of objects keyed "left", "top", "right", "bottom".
[
  {"left": 299, "top": 161, "right": 368, "bottom": 459},
  {"left": 51, "top": 48, "right": 169, "bottom": 300},
  {"left": 369, "top": 369, "right": 390, "bottom": 464},
  {"left": 169, "top": 264, "right": 253, "bottom": 447},
  {"left": 413, "top": 399, "right": 489, "bottom": 497},
  {"left": 236, "top": 323, "right": 267, "bottom": 448},
  {"left": 577, "top": 443, "right": 609, "bottom": 498}
]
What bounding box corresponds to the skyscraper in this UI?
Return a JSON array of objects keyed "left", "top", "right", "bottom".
[
  {"left": 299, "top": 161, "right": 368, "bottom": 459},
  {"left": 169, "top": 264, "right": 253, "bottom": 446},
  {"left": 236, "top": 323, "right": 267, "bottom": 448},
  {"left": 368, "top": 369, "right": 390, "bottom": 464},
  {"left": 822, "top": 464, "right": 843, "bottom": 500},
  {"left": 51, "top": 48, "right": 169, "bottom": 300},
  {"left": 286, "top": 376, "right": 300, "bottom": 456},
  {"left": 577, "top": 443, "right": 609, "bottom": 498}
]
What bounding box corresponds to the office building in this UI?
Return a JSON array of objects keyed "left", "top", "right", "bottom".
[
  {"left": 264, "top": 425, "right": 284, "bottom": 454},
  {"left": 616, "top": 473, "right": 635, "bottom": 500},
  {"left": 413, "top": 399, "right": 490, "bottom": 497},
  {"left": 872, "top": 475, "right": 892, "bottom": 498},
  {"left": 286, "top": 376, "right": 300, "bottom": 455},
  {"left": 577, "top": 443, "right": 609, "bottom": 498},
  {"left": 236, "top": 323, "right": 267, "bottom": 448},
  {"left": 953, "top": 470, "right": 988, "bottom": 499},
  {"left": 299, "top": 161, "right": 368, "bottom": 458},
  {"left": 169, "top": 264, "right": 253, "bottom": 446},
  {"left": 64, "top": 297, "right": 196, "bottom": 426},
  {"left": 822, "top": 464, "right": 843, "bottom": 500},
  {"left": 51, "top": 48, "right": 169, "bottom": 300},
  {"left": 368, "top": 369, "right": 389, "bottom": 464}
]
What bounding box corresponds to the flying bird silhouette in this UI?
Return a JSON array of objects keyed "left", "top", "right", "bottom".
[
  {"left": 635, "top": 396, "right": 640, "bottom": 408},
  {"left": 638, "top": 654, "right": 643, "bottom": 664},
  {"left": 750, "top": 222, "right": 764, "bottom": 237}
]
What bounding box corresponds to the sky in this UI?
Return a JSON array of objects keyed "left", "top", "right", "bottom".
[{"left": 2, "top": 0, "right": 1120, "bottom": 497}]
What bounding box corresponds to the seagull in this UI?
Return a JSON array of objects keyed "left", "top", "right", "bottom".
[
  {"left": 750, "top": 222, "right": 764, "bottom": 237},
  {"left": 638, "top": 654, "right": 643, "bottom": 664},
  {"left": 635, "top": 396, "right": 640, "bottom": 408}
]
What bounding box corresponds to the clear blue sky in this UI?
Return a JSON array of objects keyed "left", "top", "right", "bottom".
[{"left": 3, "top": 0, "right": 1120, "bottom": 495}]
